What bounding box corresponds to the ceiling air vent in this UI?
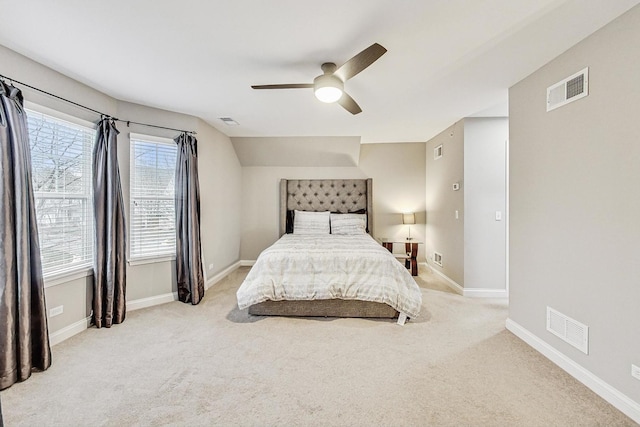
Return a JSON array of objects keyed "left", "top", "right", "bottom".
[
  {"left": 219, "top": 117, "right": 240, "bottom": 126},
  {"left": 546, "top": 306, "right": 589, "bottom": 354},
  {"left": 547, "top": 67, "right": 589, "bottom": 112}
]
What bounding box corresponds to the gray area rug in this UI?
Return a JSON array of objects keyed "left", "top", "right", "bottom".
[{"left": 1, "top": 266, "right": 634, "bottom": 426}]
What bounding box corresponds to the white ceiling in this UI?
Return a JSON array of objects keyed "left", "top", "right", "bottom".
[{"left": 0, "top": 0, "right": 638, "bottom": 143}]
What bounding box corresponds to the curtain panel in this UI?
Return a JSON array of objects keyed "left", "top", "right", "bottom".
[
  {"left": 92, "top": 118, "right": 127, "bottom": 328},
  {"left": 174, "top": 133, "right": 205, "bottom": 304},
  {"left": 0, "top": 81, "right": 51, "bottom": 389}
]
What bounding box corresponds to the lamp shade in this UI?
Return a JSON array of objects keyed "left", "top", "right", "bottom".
[{"left": 402, "top": 212, "right": 416, "bottom": 225}]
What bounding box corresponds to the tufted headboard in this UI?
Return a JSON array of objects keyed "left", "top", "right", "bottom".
[{"left": 279, "top": 178, "right": 373, "bottom": 236}]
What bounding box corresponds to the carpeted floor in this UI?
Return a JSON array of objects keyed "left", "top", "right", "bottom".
[{"left": 1, "top": 266, "right": 635, "bottom": 426}]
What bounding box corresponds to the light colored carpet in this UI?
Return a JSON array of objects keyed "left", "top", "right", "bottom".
[{"left": 1, "top": 266, "right": 635, "bottom": 426}]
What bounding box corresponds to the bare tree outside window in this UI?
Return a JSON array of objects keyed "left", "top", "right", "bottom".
[
  {"left": 27, "top": 109, "right": 95, "bottom": 276},
  {"left": 130, "top": 137, "right": 177, "bottom": 259}
]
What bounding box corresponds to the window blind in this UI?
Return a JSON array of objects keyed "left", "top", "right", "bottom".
[
  {"left": 26, "top": 108, "right": 95, "bottom": 277},
  {"left": 130, "top": 136, "right": 177, "bottom": 260}
]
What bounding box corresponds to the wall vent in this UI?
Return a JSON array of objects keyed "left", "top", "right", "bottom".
[
  {"left": 547, "top": 67, "right": 589, "bottom": 112},
  {"left": 433, "top": 252, "right": 443, "bottom": 267},
  {"left": 546, "top": 307, "right": 589, "bottom": 354},
  {"left": 434, "top": 144, "right": 443, "bottom": 160}
]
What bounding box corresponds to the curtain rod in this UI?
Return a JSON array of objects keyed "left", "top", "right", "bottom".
[{"left": 0, "top": 73, "right": 196, "bottom": 135}]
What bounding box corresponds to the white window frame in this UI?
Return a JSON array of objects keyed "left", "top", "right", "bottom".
[
  {"left": 25, "top": 102, "right": 96, "bottom": 286},
  {"left": 129, "top": 133, "right": 177, "bottom": 263}
]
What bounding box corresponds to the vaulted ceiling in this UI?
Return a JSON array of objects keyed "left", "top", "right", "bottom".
[{"left": 0, "top": 0, "right": 638, "bottom": 143}]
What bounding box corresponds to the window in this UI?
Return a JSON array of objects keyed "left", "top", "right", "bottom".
[
  {"left": 26, "top": 106, "right": 95, "bottom": 278},
  {"left": 129, "top": 134, "right": 177, "bottom": 260}
]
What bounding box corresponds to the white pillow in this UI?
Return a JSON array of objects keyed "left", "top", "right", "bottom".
[
  {"left": 330, "top": 213, "right": 366, "bottom": 235},
  {"left": 293, "top": 210, "right": 330, "bottom": 235}
]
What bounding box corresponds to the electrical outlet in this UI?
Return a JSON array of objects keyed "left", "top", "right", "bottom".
[
  {"left": 632, "top": 364, "right": 640, "bottom": 381},
  {"left": 209, "top": 263, "right": 214, "bottom": 270},
  {"left": 49, "top": 305, "right": 63, "bottom": 317}
]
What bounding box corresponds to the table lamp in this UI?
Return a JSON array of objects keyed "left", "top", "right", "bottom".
[{"left": 402, "top": 212, "right": 416, "bottom": 240}]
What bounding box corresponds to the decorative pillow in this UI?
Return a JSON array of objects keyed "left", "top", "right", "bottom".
[
  {"left": 330, "top": 213, "right": 367, "bottom": 235},
  {"left": 293, "top": 210, "right": 330, "bottom": 234}
]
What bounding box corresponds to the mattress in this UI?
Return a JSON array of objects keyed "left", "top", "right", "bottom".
[{"left": 236, "top": 234, "right": 422, "bottom": 319}]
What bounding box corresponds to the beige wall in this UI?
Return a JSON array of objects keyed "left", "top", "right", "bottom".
[
  {"left": 240, "top": 142, "right": 427, "bottom": 261},
  {"left": 0, "top": 44, "right": 242, "bottom": 337},
  {"left": 197, "top": 118, "right": 243, "bottom": 277},
  {"left": 509, "top": 5, "right": 640, "bottom": 406},
  {"left": 425, "top": 118, "right": 508, "bottom": 294},
  {"left": 425, "top": 122, "right": 465, "bottom": 285},
  {"left": 359, "top": 143, "right": 426, "bottom": 255},
  {"left": 232, "top": 136, "right": 361, "bottom": 167}
]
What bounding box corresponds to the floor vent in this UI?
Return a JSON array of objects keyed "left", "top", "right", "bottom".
[
  {"left": 546, "top": 67, "right": 589, "bottom": 111},
  {"left": 433, "top": 252, "right": 443, "bottom": 267},
  {"left": 546, "top": 307, "right": 589, "bottom": 354}
]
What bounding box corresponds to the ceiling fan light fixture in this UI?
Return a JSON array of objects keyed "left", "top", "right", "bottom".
[{"left": 313, "top": 74, "right": 343, "bottom": 103}]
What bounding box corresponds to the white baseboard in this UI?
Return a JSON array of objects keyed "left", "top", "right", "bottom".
[
  {"left": 506, "top": 318, "right": 640, "bottom": 424},
  {"left": 427, "top": 264, "right": 463, "bottom": 295},
  {"left": 49, "top": 316, "right": 92, "bottom": 346},
  {"left": 463, "top": 288, "right": 508, "bottom": 298},
  {"left": 205, "top": 260, "right": 242, "bottom": 290},
  {"left": 426, "top": 263, "right": 507, "bottom": 298},
  {"left": 49, "top": 260, "right": 244, "bottom": 347},
  {"left": 239, "top": 260, "right": 256, "bottom": 267},
  {"left": 127, "top": 292, "right": 178, "bottom": 311}
]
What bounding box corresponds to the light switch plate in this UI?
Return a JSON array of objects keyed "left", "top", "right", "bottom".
[{"left": 495, "top": 211, "right": 502, "bottom": 221}]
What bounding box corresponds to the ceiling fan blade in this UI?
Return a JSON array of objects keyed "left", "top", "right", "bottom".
[
  {"left": 251, "top": 84, "right": 313, "bottom": 89},
  {"left": 338, "top": 92, "right": 362, "bottom": 115},
  {"left": 334, "top": 43, "right": 387, "bottom": 82}
]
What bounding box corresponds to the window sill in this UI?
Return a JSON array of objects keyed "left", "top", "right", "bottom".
[
  {"left": 44, "top": 267, "right": 93, "bottom": 288},
  {"left": 128, "top": 255, "right": 176, "bottom": 266}
]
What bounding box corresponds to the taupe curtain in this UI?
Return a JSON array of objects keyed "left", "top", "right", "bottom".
[
  {"left": 93, "top": 118, "right": 126, "bottom": 328},
  {"left": 174, "top": 132, "right": 204, "bottom": 304},
  {"left": 0, "top": 81, "right": 51, "bottom": 389}
]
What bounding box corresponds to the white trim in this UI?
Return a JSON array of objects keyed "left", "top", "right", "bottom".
[
  {"left": 463, "top": 288, "right": 508, "bottom": 298},
  {"left": 505, "top": 138, "right": 510, "bottom": 297},
  {"left": 128, "top": 255, "right": 175, "bottom": 266},
  {"left": 129, "top": 132, "right": 175, "bottom": 145},
  {"left": 506, "top": 318, "right": 640, "bottom": 424},
  {"left": 25, "top": 101, "right": 97, "bottom": 129},
  {"left": 127, "top": 292, "right": 178, "bottom": 311},
  {"left": 205, "top": 261, "right": 242, "bottom": 290},
  {"left": 240, "top": 260, "right": 256, "bottom": 267},
  {"left": 428, "top": 264, "right": 463, "bottom": 294},
  {"left": 44, "top": 267, "right": 93, "bottom": 288},
  {"left": 427, "top": 262, "right": 506, "bottom": 298},
  {"left": 49, "top": 316, "right": 92, "bottom": 346}
]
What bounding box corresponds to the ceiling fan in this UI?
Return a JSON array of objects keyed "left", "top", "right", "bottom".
[{"left": 251, "top": 43, "right": 387, "bottom": 115}]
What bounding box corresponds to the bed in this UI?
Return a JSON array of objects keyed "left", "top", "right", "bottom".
[{"left": 236, "top": 178, "right": 422, "bottom": 321}]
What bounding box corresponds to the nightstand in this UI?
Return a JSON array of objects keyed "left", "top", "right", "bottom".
[{"left": 380, "top": 239, "right": 420, "bottom": 276}]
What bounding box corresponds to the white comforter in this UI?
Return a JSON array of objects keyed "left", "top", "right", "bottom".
[{"left": 236, "top": 234, "right": 422, "bottom": 318}]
